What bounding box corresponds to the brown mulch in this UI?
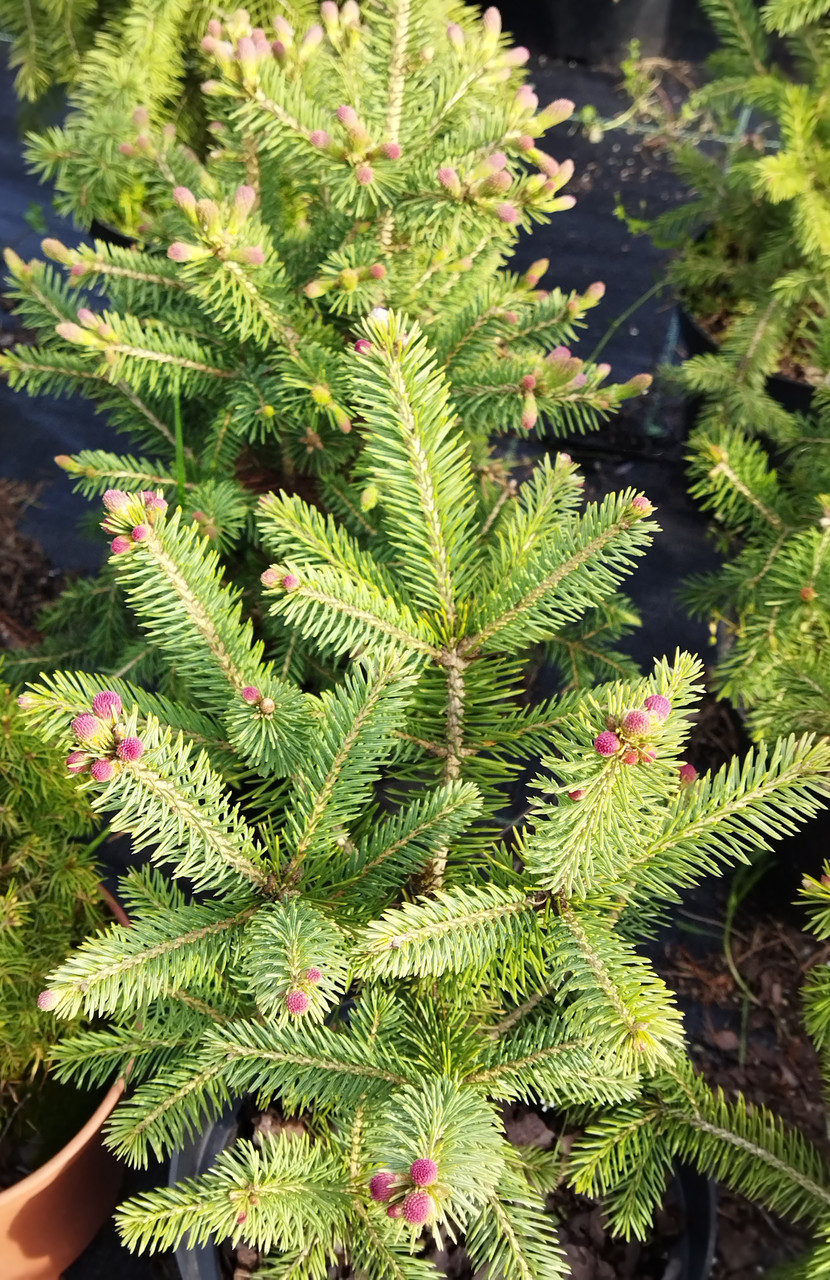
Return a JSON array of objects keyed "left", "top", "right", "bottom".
[{"left": 0, "top": 478, "right": 64, "bottom": 646}]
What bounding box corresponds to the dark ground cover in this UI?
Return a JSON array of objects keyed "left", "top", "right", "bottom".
[{"left": 1, "top": 35, "right": 827, "bottom": 1280}]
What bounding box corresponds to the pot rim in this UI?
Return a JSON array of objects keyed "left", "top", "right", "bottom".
[{"left": 0, "top": 880, "right": 129, "bottom": 1207}]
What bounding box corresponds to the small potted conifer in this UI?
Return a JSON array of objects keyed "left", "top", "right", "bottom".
[
  {"left": 0, "top": 680, "right": 127, "bottom": 1280},
  {"left": 21, "top": 316, "right": 830, "bottom": 1277}
]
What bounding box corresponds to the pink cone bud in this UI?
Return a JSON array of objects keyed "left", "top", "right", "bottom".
[
  {"left": 622, "top": 750, "right": 639, "bottom": 766},
  {"left": 72, "top": 713, "right": 102, "bottom": 742},
  {"left": 547, "top": 346, "right": 571, "bottom": 364},
  {"left": 355, "top": 339, "right": 372, "bottom": 354},
  {"left": 370, "top": 1171, "right": 396, "bottom": 1202},
  {"left": 238, "top": 245, "right": 265, "bottom": 265},
  {"left": 118, "top": 142, "right": 135, "bottom": 158},
  {"left": 631, "top": 495, "right": 652, "bottom": 513},
  {"left": 447, "top": 22, "right": 464, "bottom": 50},
  {"left": 111, "top": 536, "right": 132, "bottom": 554},
  {"left": 621, "top": 708, "right": 652, "bottom": 736},
  {"left": 301, "top": 23, "right": 323, "bottom": 49},
  {"left": 131, "top": 524, "right": 149, "bottom": 541},
  {"left": 515, "top": 85, "right": 538, "bottom": 112},
  {"left": 521, "top": 374, "right": 536, "bottom": 391},
  {"left": 17, "top": 694, "right": 35, "bottom": 709},
  {"left": 76, "top": 307, "right": 97, "bottom": 327},
  {"left": 207, "top": 18, "right": 222, "bottom": 37},
  {"left": 409, "top": 1158, "right": 438, "bottom": 1187},
  {"left": 382, "top": 142, "right": 401, "bottom": 160},
  {"left": 570, "top": 372, "right": 587, "bottom": 387},
  {"left": 304, "top": 280, "right": 324, "bottom": 297},
  {"left": 286, "top": 989, "right": 311, "bottom": 1015},
  {"left": 336, "top": 104, "right": 358, "bottom": 126},
  {"left": 596, "top": 362, "right": 611, "bottom": 378},
  {"left": 173, "top": 186, "right": 196, "bottom": 213},
  {"left": 627, "top": 373, "right": 653, "bottom": 393},
  {"left": 643, "top": 695, "right": 671, "bottom": 721},
  {"left": 232, "top": 184, "right": 257, "bottom": 219},
  {"left": 518, "top": 134, "right": 535, "bottom": 151},
  {"left": 594, "top": 731, "right": 620, "bottom": 756},
  {"left": 236, "top": 1212, "right": 247, "bottom": 1224},
  {"left": 117, "top": 737, "right": 145, "bottom": 762},
  {"left": 521, "top": 395, "right": 537, "bottom": 431},
  {"left": 503, "top": 310, "right": 519, "bottom": 324},
  {"left": 92, "top": 690, "right": 122, "bottom": 720},
  {"left": 503, "top": 45, "right": 529, "bottom": 65},
  {"left": 90, "top": 759, "right": 116, "bottom": 782},
  {"left": 168, "top": 242, "right": 200, "bottom": 262},
  {"left": 568, "top": 789, "right": 586, "bottom": 800},
  {"left": 242, "top": 686, "right": 262, "bottom": 703},
  {"left": 274, "top": 15, "right": 294, "bottom": 40},
  {"left": 66, "top": 751, "right": 89, "bottom": 774},
  {"left": 37, "top": 990, "right": 59, "bottom": 1011},
  {"left": 402, "top": 1190, "right": 433, "bottom": 1225},
  {"left": 679, "top": 763, "right": 698, "bottom": 785},
  {"left": 141, "top": 491, "right": 168, "bottom": 511},
  {"left": 438, "top": 167, "right": 461, "bottom": 194},
  {"left": 482, "top": 7, "right": 501, "bottom": 34},
  {"left": 484, "top": 169, "right": 512, "bottom": 193},
  {"left": 559, "top": 453, "right": 572, "bottom": 465},
  {"left": 103, "top": 489, "right": 130, "bottom": 512},
  {"left": 496, "top": 203, "right": 518, "bottom": 223},
  {"left": 261, "top": 568, "right": 281, "bottom": 587},
  {"left": 640, "top": 749, "right": 657, "bottom": 764},
  {"left": 306, "top": 967, "right": 322, "bottom": 983},
  {"left": 309, "top": 129, "right": 331, "bottom": 148},
  {"left": 321, "top": 1, "right": 338, "bottom": 21},
  {"left": 356, "top": 164, "right": 374, "bottom": 185},
  {"left": 487, "top": 151, "right": 508, "bottom": 171},
  {"left": 70, "top": 263, "right": 86, "bottom": 277},
  {"left": 538, "top": 98, "right": 575, "bottom": 126},
  {"left": 387, "top": 1204, "right": 403, "bottom": 1218},
  {"left": 369, "top": 262, "right": 386, "bottom": 279},
  {"left": 283, "top": 573, "right": 300, "bottom": 591}
]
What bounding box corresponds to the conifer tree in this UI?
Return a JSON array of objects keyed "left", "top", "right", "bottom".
[
  {"left": 2, "top": 1, "right": 650, "bottom": 526},
  {"left": 20, "top": 317, "right": 830, "bottom": 1272}
]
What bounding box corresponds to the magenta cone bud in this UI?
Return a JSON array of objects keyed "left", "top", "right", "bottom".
[
  {"left": 355, "top": 338, "right": 372, "bottom": 354},
  {"left": 72, "top": 713, "right": 102, "bottom": 742},
  {"left": 447, "top": 22, "right": 464, "bottom": 49},
  {"left": 90, "top": 759, "right": 116, "bottom": 782},
  {"left": 387, "top": 1204, "right": 402, "bottom": 1218},
  {"left": 370, "top": 1171, "right": 396, "bottom": 1202},
  {"left": 282, "top": 573, "right": 300, "bottom": 591},
  {"left": 487, "top": 151, "right": 508, "bottom": 171},
  {"left": 518, "top": 134, "right": 535, "bottom": 151},
  {"left": 301, "top": 23, "right": 323, "bottom": 48},
  {"left": 321, "top": 0, "right": 338, "bottom": 20},
  {"left": 534, "top": 151, "right": 559, "bottom": 178},
  {"left": 369, "top": 262, "right": 386, "bottom": 279},
  {"left": 438, "top": 167, "right": 461, "bottom": 193},
  {"left": 594, "top": 731, "right": 620, "bottom": 757},
  {"left": 273, "top": 15, "right": 294, "bottom": 39},
  {"left": 631, "top": 495, "right": 652, "bottom": 513},
  {"left": 571, "top": 372, "right": 587, "bottom": 387},
  {"left": 236, "top": 1211, "right": 247, "bottom": 1224},
  {"left": 521, "top": 374, "right": 536, "bottom": 391},
  {"left": 207, "top": 18, "right": 222, "bottom": 37},
  {"left": 382, "top": 142, "right": 401, "bottom": 159},
  {"left": 173, "top": 186, "right": 196, "bottom": 213},
  {"left": 559, "top": 452, "right": 572, "bottom": 464},
  {"left": 515, "top": 85, "right": 538, "bottom": 112},
  {"left": 131, "top": 524, "right": 150, "bottom": 541},
  {"left": 141, "top": 491, "right": 168, "bottom": 511},
  {"left": 679, "top": 763, "right": 698, "bottom": 785},
  {"left": 66, "top": 751, "right": 89, "bottom": 774},
  {"left": 261, "top": 568, "right": 280, "bottom": 588},
  {"left": 37, "top": 990, "right": 59, "bottom": 1011},
  {"left": 117, "top": 736, "right": 145, "bottom": 762},
  {"left": 238, "top": 245, "right": 265, "bottom": 265},
  {"left": 596, "top": 362, "right": 611, "bottom": 378},
  {"left": 496, "top": 202, "right": 518, "bottom": 223},
  {"left": 306, "top": 967, "right": 322, "bottom": 983},
  {"left": 272, "top": 38, "right": 287, "bottom": 56},
  {"left": 643, "top": 695, "right": 671, "bottom": 721},
  {"left": 111, "top": 536, "right": 132, "bottom": 554},
  {"left": 568, "top": 789, "right": 586, "bottom": 800},
  {"left": 77, "top": 307, "right": 96, "bottom": 327},
  {"left": 242, "top": 686, "right": 261, "bottom": 703},
  {"left": 286, "top": 989, "right": 311, "bottom": 1015},
  {"left": 103, "top": 489, "right": 130, "bottom": 512},
  {"left": 503, "top": 310, "right": 519, "bottom": 324},
  {"left": 168, "top": 242, "right": 198, "bottom": 262},
  {"left": 503, "top": 45, "right": 529, "bottom": 65},
  {"left": 409, "top": 1158, "right": 438, "bottom": 1187},
  {"left": 547, "top": 346, "right": 571, "bottom": 363},
  {"left": 92, "top": 690, "right": 122, "bottom": 720},
  {"left": 486, "top": 169, "right": 512, "bottom": 192},
  {"left": 539, "top": 97, "right": 575, "bottom": 126},
  {"left": 309, "top": 129, "right": 331, "bottom": 148},
  {"left": 118, "top": 142, "right": 135, "bottom": 158},
  {"left": 70, "top": 263, "right": 86, "bottom": 277},
  {"left": 402, "top": 1190, "right": 433, "bottom": 1225},
  {"left": 622, "top": 749, "right": 639, "bottom": 766},
  {"left": 356, "top": 164, "right": 374, "bottom": 185},
  {"left": 622, "top": 708, "right": 652, "bottom": 736},
  {"left": 336, "top": 104, "right": 358, "bottom": 126}
]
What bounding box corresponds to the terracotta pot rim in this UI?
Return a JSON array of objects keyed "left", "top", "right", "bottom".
[{"left": 0, "top": 880, "right": 129, "bottom": 1207}]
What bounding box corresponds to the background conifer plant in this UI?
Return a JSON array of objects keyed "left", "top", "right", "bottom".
[
  {"left": 20, "top": 319, "right": 830, "bottom": 1272},
  {"left": 683, "top": 395, "right": 830, "bottom": 740},
  {"left": 0, "top": 679, "right": 104, "bottom": 1122}
]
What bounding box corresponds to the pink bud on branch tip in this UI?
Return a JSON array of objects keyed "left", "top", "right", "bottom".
[
  {"left": 242, "top": 686, "right": 262, "bottom": 704},
  {"left": 402, "top": 1190, "right": 433, "bottom": 1225},
  {"left": 370, "top": 1172, "right": 396, "bottom": 1202},
  {"left": 92, "top": 690, "right": 122, "bottom": 719},
  {"left": 37, "top": 990, "right": 59, "bottom": 1011},
  {"left": 643, "top": 694, "right": 671, "bottom": 721},
  {"left": 117, "top": 737, "right": 145, "bottom": 762},
  {"left": 90, "top": 759, "right": 116, "bottom": 783},
  {"left": 594, "top": 731, "right": 620, "bottom": 757},
  {"left": 409, "top": 1158, "right": 438, "bottom": 1187},
  {"left": 286, "top": 990, "right": 311, "bottom": 1015}
]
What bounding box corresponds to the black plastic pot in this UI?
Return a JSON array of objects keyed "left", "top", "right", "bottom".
[
  {"left": 169, "top": 1103, "right": 717, "bottom": 1280},
  {"left": 677, "top": 303, "right": 816, "bottom": 419}
]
